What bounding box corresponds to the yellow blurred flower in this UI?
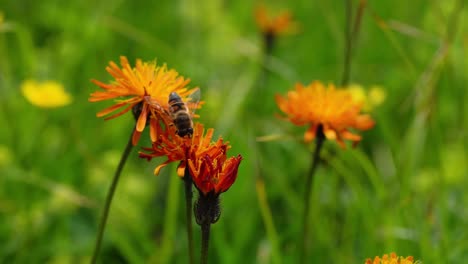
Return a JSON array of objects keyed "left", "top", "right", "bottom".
[
  {"left": 0, "top": 11, "right": 13, "bottom": 33},
  {"left": 348, "top": 84, "right": 367, "bottom": 104},
  {"left": 368, "top": 85, "right": 386, "bottom": 107},
  {"left": 21, "top": 80, "right": 72, "bottom": 108},
  {"left": 0, "top": 145, "right": 13, "bottom": 167},
  {"left": 348, "top": 84, "right": 386, "bottom": 112},
  {"left": 365, "top": 252, "right": 417, "bottom": 264}
]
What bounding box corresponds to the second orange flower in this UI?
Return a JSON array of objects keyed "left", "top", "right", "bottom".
[{"left": 275, "top": 81, "right": 375, "bottom": 147}]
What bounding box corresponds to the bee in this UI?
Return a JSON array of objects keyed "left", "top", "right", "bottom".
[{"left": 168, "top": 89, "right": 200, "bottom": 138}]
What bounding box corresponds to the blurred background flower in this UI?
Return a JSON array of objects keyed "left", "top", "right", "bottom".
[
  {"left": 348, "top": 84, "right": 386, "bottom": 112},
  {"left": 275, "top": 81, "right": 375, "bottom": 147},
  {"left": 365, "top": 252, "right": 417, "bottom": 264},
  {"left": 254, "top": 4, "right": 298, "bottom": 37},
  {"left": 21, "top": 80, "right": 72, "bottom": 108}
]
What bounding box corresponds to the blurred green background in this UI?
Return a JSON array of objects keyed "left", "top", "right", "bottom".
[{"left": 0, "top": 0, "right": 467, "bottom": 263}]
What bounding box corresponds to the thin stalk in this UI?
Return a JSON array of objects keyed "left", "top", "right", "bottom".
[
  {"left": 260, "top": 32, "right": 275, "bottom": 80},
  {"left": 352, "top": 0, "right": 366, "bottom": 48},
  {"left": 341, "top": 0, "right": 366, "bottom": 87},
  {"left": 255, "top": 178, "right": 282, "bottom": 264},
  {"left": 336, "top": 0, "right": 367, "bottom": 248},
  {"left": 91, "top": 131, "right": 134, "bottom": 264},
  {"left": 341, "top": 0, "right": 353, "bottom": 87},
  {"left": 200, "top": 222, "right": 211, "bottom": 264},
  {"left": 184, "top": 165, "right": 195, "bottom": 264},
  {"left": 248, "top": 30, "right": 282, "bottom": 264},
  {"left": 300, "top": 126, "right": 325, "bottom": 263},
  {"left": 252, "top": 31, "right": 275, "bottom": 114},
  {"left": 156, "top": 164, "right": 181, "bottom": 264}
]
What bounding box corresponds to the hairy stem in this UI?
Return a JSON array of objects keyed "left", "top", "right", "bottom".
[
  {"left": 91, "top": 131, "right": 134, "bottom": 264},
  {"left": 200, "top": 222, "right": 211, "bottom": 264}
]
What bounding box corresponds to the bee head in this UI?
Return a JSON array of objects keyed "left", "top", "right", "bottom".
[{"left": 168, "top": 92, "right": 182, "bottom": 103}]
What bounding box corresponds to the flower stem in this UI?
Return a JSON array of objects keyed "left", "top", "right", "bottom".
[
  {"left": 341, "top": 0, "right": 353, "bottom": 87},
  {"left": 91, "top": 131, "right": 134, "bottom": 264},
  {"left": 194, "top": 193, "right": 219, "bottom": 264},
  {"left": 336, "top": 0, "right": 367, "bottom": 248},
  {"left": 200, "top": 222, "right": 211, "bottom": 264},
  {"left": 184, "top": 165, "right": 195, "bottom": 264},
  {"left": 259, "top": 32, "right": 275, "bottom": 88},
  {"left": 300, "top": 125, "right": 325, "bottom": 263}
]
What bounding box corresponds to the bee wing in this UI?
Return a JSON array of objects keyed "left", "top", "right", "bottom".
[{"left": 186, "top": 88, "right": 201, "bottom": 117}]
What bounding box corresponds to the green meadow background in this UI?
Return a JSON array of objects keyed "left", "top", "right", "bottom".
[{"left": 1, "top": 0, "right": 467, "bottom": 263}]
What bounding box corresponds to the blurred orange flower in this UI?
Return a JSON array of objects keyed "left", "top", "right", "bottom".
[
  {"left": 365, "top": 252, "right": 416, "bottom": 264},
  {"left": 275, "top": 81, "right": 375, "bottom": 147},
  {"left": 89, "top": 56, "right": 197, "bottom": 145},
  {"left": 254, "top": 5, "right": 297, "bottom": 36}
]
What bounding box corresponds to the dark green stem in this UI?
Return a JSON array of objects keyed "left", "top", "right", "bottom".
[
  {"left": 257, "top": 32, "right": 275, "bottom": 97},
  {"left": 184, "top": 165, "right": 195, "bottom": 264},
  {"left": 300, "top": 126, "right": 325, "bottom": 263},
  {"left": 91, "top": 132, "right": 134, "bottom": 264},
  {"left": 200, "top": 222, "right": 211, "bottom": 264},
  {"left": 341, "top": 0, "right": 366, "bottom": 88},
  {"left": 341, "top": 0, "right": 353, "bottom": 87},
  {"left": 250, "top": 31, "right": 275, "bottom": 116}
]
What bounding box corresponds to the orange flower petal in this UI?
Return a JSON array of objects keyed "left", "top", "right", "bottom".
[
  {"left": 149, "top": 118, "right": 158, "bottom": 142},
  {"left": 96, "top": 101, "right": 130, "bottom": 117},
  {"left": 136, "top": 103, "right": 148, "bottom": 132},
  {"left": 154, "top": 160, "right": 171, "bottom": 176},
  {"left": 177, "top": 161, "right": 186, "bottom": 177},
  {"left": 132, "top": 130, "right": 142, "bottom": 146},
  {"left": 103, "top": 103, "right": 136, "bottom": 120}
]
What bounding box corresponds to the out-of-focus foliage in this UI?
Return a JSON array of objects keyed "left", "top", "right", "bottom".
[{"left": 0, "top": 0, "right": 466, "bottom": 263}]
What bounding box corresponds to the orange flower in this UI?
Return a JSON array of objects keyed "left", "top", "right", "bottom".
[
  {"left": 255, "top": 4, "right": 297, "bottom": 36},
  {"left": 139, "top": 123, "right": 232, "bottom": 177},
  {"left": 365, "top": 252, "right": 416, "bottom": 264},
  {"left": 275, "top": 81, "right": 375, "bottom": 147},
  {"left": 189, "top": 150, "right": 242, "bottom": 196},
  {"left": 89, "top": 56, "right": 197, "bottom": 145}
]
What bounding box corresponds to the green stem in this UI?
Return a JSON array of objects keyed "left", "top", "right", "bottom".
[
  {"left": 259, "top": 32, "right": 275, "bottom": 85},
  {"left": 341, "top": 0, "right": 366, "bottom": 88},
  {"left": 341, "top": 0, "right": 353, "bottom": 87},
  {"left": 336, "top": 0, "right": 366, "bottom": 248},
  {"left": 184, "top": 165, "right": 195, "bottom": 264},
  {"left": 91, "top": 131, "right": 134, "bottom": 264},
  {"left": 200, "top": 222, "right": 211, "bottom": 264},
  {"left": 300, "top": 126, "right": 325, "bottom": 264}
]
